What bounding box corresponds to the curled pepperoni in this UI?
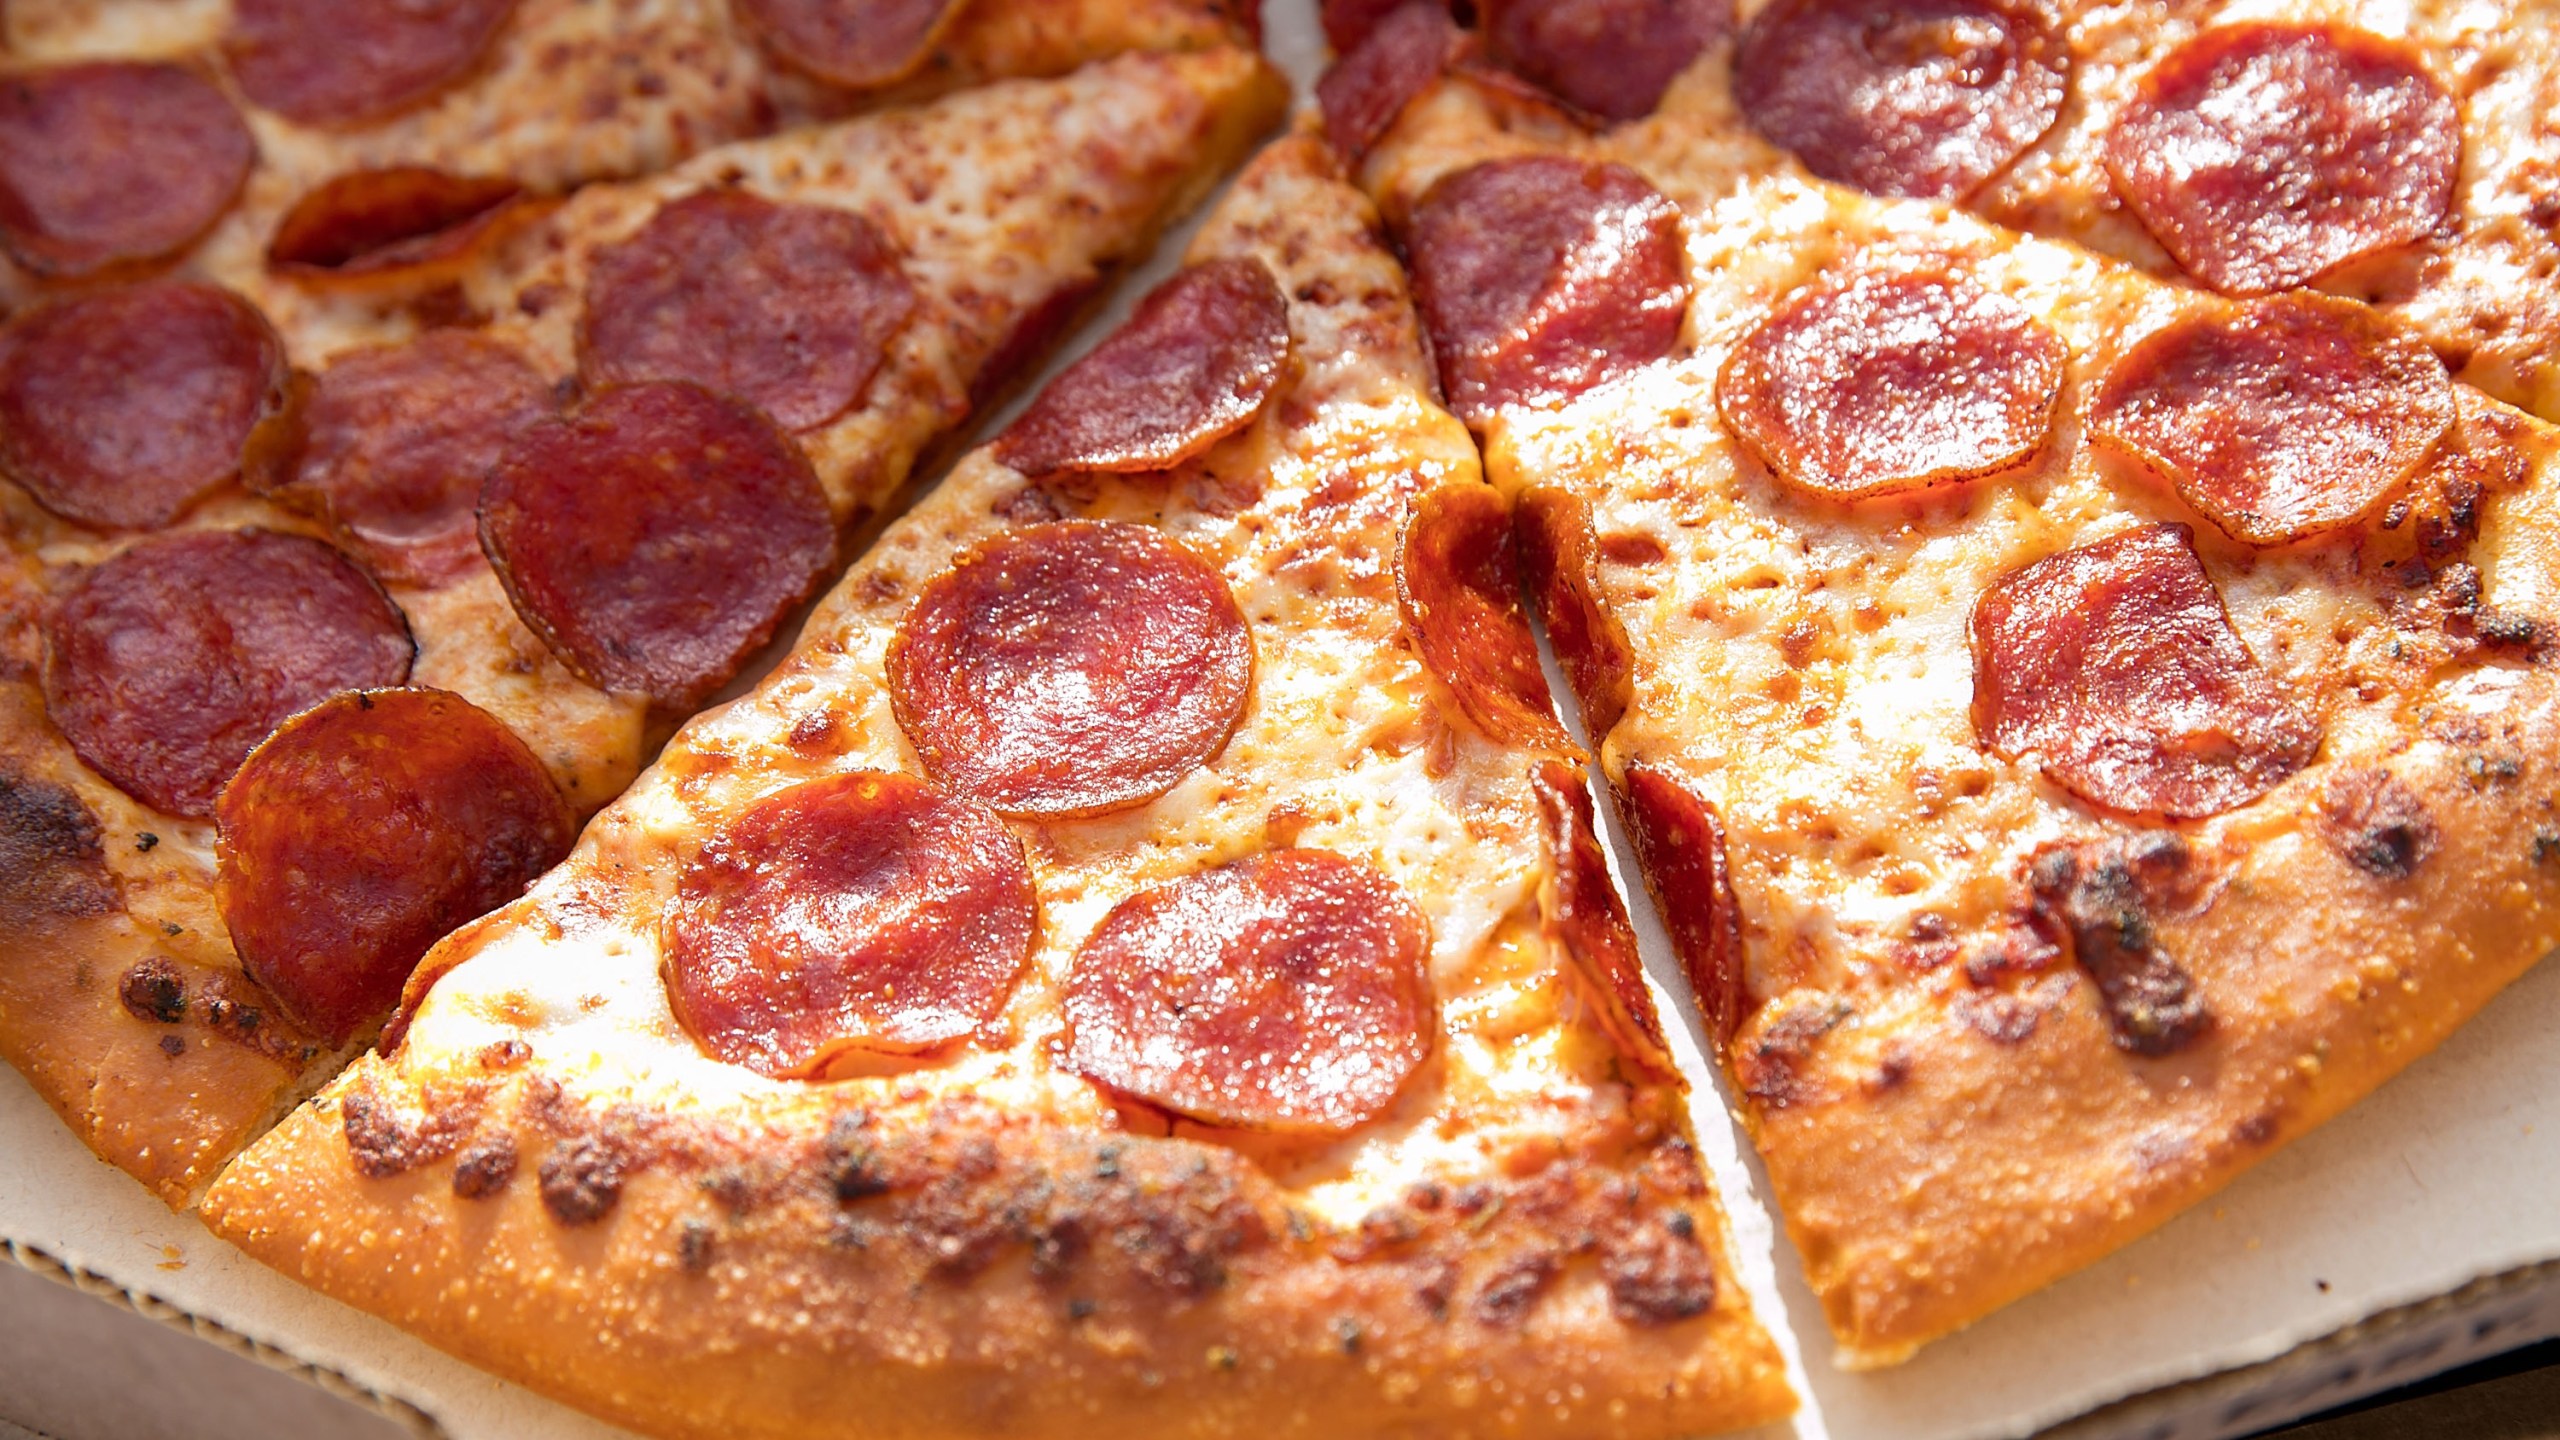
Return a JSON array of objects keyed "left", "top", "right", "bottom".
[
  {"left": 665, "top": 772, "right": 1035, "bottom": 1078},
  {"left": 252, "top": 331, "right": 555, "bottom": 587},
  {"left": 479, "top": 381, "right": 836, "bottom": 707},
  {"left": 1317, "top": 2, "right": 1463, "bottom": 162},
  {"left": 995, "top": 259, "right": 1291, "bottom": 479},
  {"left": 2091, "top": 295, "right": 2454, "bottom": 546},
  {"left": 1717, "top": 262, "right": 2063, "bottom": 499},
  {"left": 580, "top": 190, "right": 918, "bottom": 434},
  {"left": 1971, "top": 523, "right": 2320, "bottom": 818},
  {"left": 888, "top": 521, "right": 1252, "bottom": 818},
  {"left": 1619, "top": 764, "right": 1746, "bottom": 1046},
  {"left": 0, "top": 62, "right": 255, "bottom": 277},
  {"left": 2104, "top": 23, "right": 2459, "bottom": 296},
  {"left": 0, "top": 282, "right": 286, "bottom": 530},
  {"left": 1406, "top": 155, "right": 1689, "bottom": 426},
  {"left": 217, "top": 688, "right": 571, "bottom": 1045},
  {"left": 735, "top": 0, "right": 965, "bottom": 90},
  {"left": 1483, "top": 0, "right": 1730, "bottom": 121},
  {"left": 43, "top": 530, "right": 415, "bottom": 818},
  {"left": 1064, "top": 849, "right": 1431, "bottom": 1132},
  {"left": 1532, "top": 760, "right": 1676, "bottom": 1077},
  {"left": 266, "top": 168, "right": 523, "bottom": 277},
  {"left": 1735, "top": 0, "right": 2069, "bottom": 201},
  {"left": 225, "top": 0, "right": 519, "bottom": 125},
  {"left": 1397, "top": 484, "right": 1571, "bottom": 750},
  {"left": 1515, "top": 486, "right": 1635, "bottom": 740}
]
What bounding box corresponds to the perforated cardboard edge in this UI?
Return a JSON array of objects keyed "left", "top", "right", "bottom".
[{"left": 1, "top": 1237, "right": 448, "bottom": 1440}]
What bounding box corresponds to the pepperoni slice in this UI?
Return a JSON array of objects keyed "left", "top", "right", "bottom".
[
  {"left": 266, "top": 168, "right": 523, "bottom": 277},
  {"left": 1064, "top": 849, "right": 1431, "bottom": 1133},
  {"left": 43, "top": 530, "right": 415, "bottom": 818},
  {"left": 1971, "top": 523, "right": 2320, "bottom": 818},
  {"left": 217, "top": 688, "right": 571, "bottom": 1046},
  {"left": 479, "top": 381, "right": 835, "bottom": 707},
  {"left": 888, "top": 521, "right": 1253, "bottom": 818},
  {"left": 579, "top": 190, "right": 918, "bottom": 434},
  {"left": 1323, "top": 0, "right": 1427, "bottom": 49},
  {"left": 2103, "top": 23, "right": 2459, "bottom": 296},
  {"left": 2091, "top": 295, "right": 2454, "bottom": 546},
  {"left": 253, "top": 331, "right": 554, "bottom": 587},
  {"left": 1717, "top": 262, "right": 2064, "bottom": 499},
  {"left": 665, "top": 772, "right": 1035, "bottom": 1078},
  {"left": 1532, "top": 760, "right": 1676, "bottom": 1077},
  {"left": 0, "top": 282, "right": 286, "bottom": 531},
  {"left": 1397, "top": 484, "right": 1571, "bottom": 750},
  {"left": 1515, "top": 487, "right": 1636, "bottom": 740},
  {"left": 994, "top": 259, "right": 1291, "bottom": 479},
  {"left": 224, "top": 0, "right": 519, "bottom": 126},
  {"left": 1483, "top": 0, "right": 1730, "bottom": 121},
  {"left": 0, "top": 62, "right": 255, "bottom": 277},
  {"left": 1619, "top": 764, "right": 1747, "bottom": 1046},
  {"left": 734, "top": 0, "right": 965, "bottom": 90},
  {"left": 1317, "top": 1, "right": 1464, "bottom": 162},
  {"left": 1735, "top": 0, "right": 2070, "bottom": 201},
  {"left": 1406, "top": 155, "right": 1689, "bottom": 426}
]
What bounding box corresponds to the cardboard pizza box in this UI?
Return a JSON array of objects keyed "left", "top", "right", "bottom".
[{"left": 6, "top": 6, "right": 2558, "bottom": 1438}]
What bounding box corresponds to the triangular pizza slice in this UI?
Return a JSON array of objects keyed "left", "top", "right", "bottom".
[
  {"left": 0, "top": 45, "right": 1283, "bottom": 1206},
  {"left": 201, "top": 133, "right": 1794, "bottom": 1440},
  {"left": 1346, "top": 66, "right": 2560, "bottom": 1363}
]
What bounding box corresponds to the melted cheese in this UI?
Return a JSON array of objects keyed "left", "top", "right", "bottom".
[{"left": 396, "top": 139, "right": 1650, "bottom": 1232}]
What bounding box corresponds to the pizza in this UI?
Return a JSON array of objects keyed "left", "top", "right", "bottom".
[
  {"left": 199, "top": 133, "right": 1797, "bottom": 1440},
  {"left": 0, "top": 7, "right": 1281, "bottom": 1207},
  {"left": 1686, "top": 0, "right": 2560, "bottom": 424},
  {"left": 1331, "top": 14, "right": 2560, "bottom": 1366}
]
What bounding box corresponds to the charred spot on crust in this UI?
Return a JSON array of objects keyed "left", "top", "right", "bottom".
[
  {"left": 822, "top": 1112, "right": 892, "bottom": 1202},
  {"left": 157, "top": 1034, "right": 185, "bottom": 1057},
  {"left": 1736, "top": 998, "right": 1851, "bottom": 1108},
  {"left": 1472, "top": 1251, "right": 1559, "bottom": 1325},
  {"left": 2315, "top": 766, "right": 2438, "bottom": 879},
  {"left": 2030, "top": 836, "right": 2216, "bottom": 1057},
  {"left": 451, "top": 1135, "right": 517, "bottom": 1199},
  {"left": 339, "top": 1079, "right": 486, "bottom": 1180},
  {"left": 539, "top": 1134, "right": 627, "bottom": 1226},
  {"left": 118, "top": 958, "right": 187, "bottom": 1026},
  {"left": 0, "top": 772, "right": 116, "bottom": 922},
  {"left": 1602, "top": 1211, "right": 1717, "bottom": 1325},
  {"left": 676, "top": 1217, "right": 716, "bottom": 1273}
]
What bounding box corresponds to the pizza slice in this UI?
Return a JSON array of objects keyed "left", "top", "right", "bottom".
[
  {"left": 0, "top": 43, "right": 1283, "bottom": 1207},
  {"left": 0, "top": 0, "right": 1257, "bottom": 306},
  {"left": 199, "top": 133, "right": 1795, "bottom": 1440},
  {"left": 1691, "top": 0, "right": 2560, "bottom": 424},
  {"left": 1349, "top": 70, "right": 2560, "bottom": 1363}
]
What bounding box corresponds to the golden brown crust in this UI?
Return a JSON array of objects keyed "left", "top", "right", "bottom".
[
  {"left": 1739, "top": 672, "right": 2560, "bottom": 1360},
  {"left": 1361, "top": 71, "right": 2560, "bottom": 1364},
  {"left": 204, "top": 134, "right": 1794, "bottom": 1440},
  {"left": 0, "top": 674, "right": 338, "bottom": 1206},
  {"left": 210, "top": 1060, "right": 1786, "bottom": 1440}
]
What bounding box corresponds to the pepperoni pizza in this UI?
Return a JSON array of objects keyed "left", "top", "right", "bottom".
[
  {"left": 201, "top": 135, "right": 1796, "bottom": 1440},
  {"left": 1348, "top": 44, "right": 2560, "bottom": 1366},
  {"left": 1693, "top": 0, "right": 2560, "bottom": 424},
  {"left": 0, "top": 12, "right": 1282, "bottom": 1206}
]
